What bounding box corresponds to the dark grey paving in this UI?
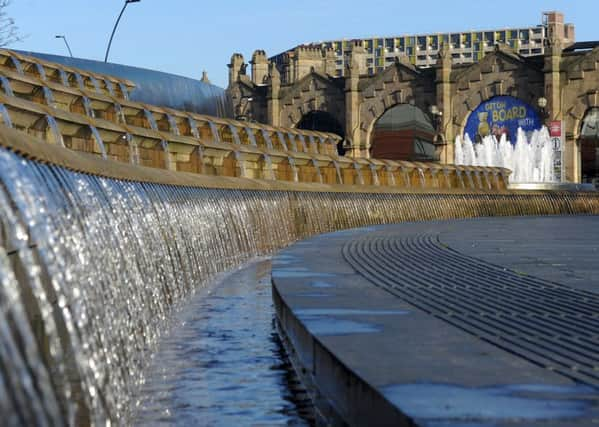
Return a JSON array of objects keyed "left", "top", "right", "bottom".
[
  {"left": 272, "top": 216, "right": 599, "bottom": 427},
  {"left": 438, "top": 216, "right": 599, "bottom": 292}
]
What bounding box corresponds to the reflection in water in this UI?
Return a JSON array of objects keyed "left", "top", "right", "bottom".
[{"left": 134, "top": 258, "right": 311, "bottom": 426}]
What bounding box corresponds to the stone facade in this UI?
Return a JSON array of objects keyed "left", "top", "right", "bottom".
[{"left": 228, "top": 41, "right": 599, "bottom": 183}]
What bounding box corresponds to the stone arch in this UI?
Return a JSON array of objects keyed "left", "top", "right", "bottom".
[
  {"left": 358, "top": 63, "right": 436, "bottom": 154},
  {"left": 278, "top": 71, "right": 344, "bottom": 129},
  {"left": 451, "top": 51, "right": 544, "bottom": 137}
]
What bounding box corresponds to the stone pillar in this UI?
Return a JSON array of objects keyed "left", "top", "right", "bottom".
[
  {"left": 324, "top": 47, "right": 337, "bottom": 76},
  {"left": 251, "top": 50, "right": 269, "bottom": 85},
  {"left": 345, "top": 44, "right": 363, "bottom": 157},
  {"left": 228, "top": 53, "right": 245, "bottom": 87},
  {"left": 436, "top": 43, "right": 453, "bottom": 164},
  {"left": 267, "top": 63, "right": 281, "bottom": 126}
]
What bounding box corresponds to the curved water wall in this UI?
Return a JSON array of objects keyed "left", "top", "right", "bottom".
[{"left": 1, "top": 124, "right": 599, "bottom": 425}]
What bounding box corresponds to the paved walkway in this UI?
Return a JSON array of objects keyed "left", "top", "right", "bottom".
[{"left": 272, "top": 216, "right": 599, "bottom": 427}]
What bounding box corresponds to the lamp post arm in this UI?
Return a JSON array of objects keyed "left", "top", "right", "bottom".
[
  {"left": 63, "top": 38, "right": 73, "bottom": 58},
  {"left": 104, "top": 2, "right": 129, "bottom": 63}
]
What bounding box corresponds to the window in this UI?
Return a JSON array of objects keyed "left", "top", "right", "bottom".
[
  {"left": 531, "top": 48, "right": 542, "bottom": 54},
  {"left": 450, "top": 34, "right": 460, "bottom": 48},
  {"left": 519, "top": 30, "right": 530, "bottom": 41}
]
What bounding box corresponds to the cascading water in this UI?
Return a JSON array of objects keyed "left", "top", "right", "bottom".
[
  {"left": 286, "top": 132, "right": 298, "bottom": 152},
  {"left": 166, "top": 114, "right": 180, "bottom": 136},
  {"left": 46, "top": 115, "right": 65, "bottom": 146},
  {"left": 0, "top": 104, "right": 13, "bottom": 128},
  {"left": 276, "top": 131, "right": 288, "bottom": 151},
  {"left": 34, "top": 63, "right": 47, "bottom": 81},
  {"left": 0, "top": 143, "right": 598, "bottom": 425},
  {"left": 208, "top": 121, "right": 220, "bottom": 143},
  {"left": 118, "top": 82, "right": 129, "bottom": 101},
  {"left": 229, "top": 124, "right": 241, "bottom": 145},
  {"left": 245, "top": 127, "right": 257, "bottom": 146},
  {"left": 58, "top": 69, "right": 70, "bottom": 87},
  {"left": 261, "top": 129, "right": 274, "bottom": 150},
  {"left": 9, "top": 56, "right": 24, "bottom": 74},
  {"left": 88, "top": 125, "right": 108, "bottom": 159},
  {"left": 455, "top": 127, "right": 555, "bottom": 183},
  {"left": 0, "top": 76, "right": 14, "bottom": 96},
  {"left": 187, "top": 116, "right": 200, "bottom": 139}
]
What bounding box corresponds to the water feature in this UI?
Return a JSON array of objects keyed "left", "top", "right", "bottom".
[
  {"left": 118, "top": 82, "right": 130, "bottom": 101},
  {"left": 42, "top": 86, "right": 55, "bottom": 107},
  {"left": 104, "top": 79, "right": 116, "bottom": 97},
  {"left": 0, "top": 76, "right": 14, "bottom": 96},
  {"left": 386, "top": 166, "right": 396, "bottom": 186},
  {"left": 233, "top": 151, "right": 247, "bottom": 177},
  {"left": 208, "top": 121, "right": 220, "bottom": 143},
  {"left": 166, "top": 114, "right": 180, "bottom": 136},
  {"left": 34, "top": 63, "right": 47, "bottom": 81},
  {"left": 286, "top": 132, "right": 298, "bottom": 152},
  {"left": 308, "top": 135, "right": 318, "bottom": 153},
  {"left": 262, "top": 154, "right": 275, "bottom": 180},
  {"left": 401, "top": 167, "right": 412, "bottom": 188},
  {"left": 417, "top": 168, "right": 426, "bottom": 188},
  {"left": 0, "top": 143, "right": 597, "bottom": 425},
  {"left": 297, "top": 134, "right": 308, "bottom": 152},
  {"left": 160, "top": 140, "right": 170, "bottom": 169},
  {"left": 333, "top": 160, "right": 343, "bottom": 184},
  {"left": 262, "top": 129, "right": 274, "bottom": 150},
  {"left": 89, "top": 125, "right": 108, "bottom": 159},
  {"left": 143, "top": 109, "right": 159, "bottom": 131},
  {"left": 312, "top": 159, "right": 324, "bottom": 184},
  {"left": 245, "top": 126, "right": 257, "bottom": 146},
  {"left": 9, "top": 56, "right": 24, "bottom": 74},
  {"left": 187, "top": 116, "right": 200, "bottom": 139},
  {"left": 58, "top": 69, "right": 70, "bottom": 87},
  {"left": 354, "top": 162, "right": 365, "bottom": 185},
  {"left": 455, "top": 168, "right": 466, "bottom": 189},
  {"left": 455, "top": 127, "right": 555, "bottom": 183},
  {"left": 82, "top": 96, "right": 95, "bottom": 118},
  {"left": 442, "top": 168, "right": 452, "bottom": 189},
  {"left": 288, "top": 156, "right": 299, "bottom": 182},
  {"left": 369, "top": 164, "right": 380, "bottom": 186},
  {"left": 74, "top": 73, "right": 86, "bottom": 91},
  {"left": 114, "top": 103, "right": 125, "bottom": 123},
  {"left": 0, "top": 104, "right": 13, "bottom": 127},
  {"left": 276, "top": 131, "right": 288, "bottom": 151},
  {"left": 229, "top": 124, "right": 241, "bottom": 145},
  {"left": 89, "top": 76, "right": 102, "bottom": 93},
  {"left": 45, "top": 115, "right": 64, "bottom": 146},
  {"left": 124, "top": 133, "right": 139, "bottom": 165},
  {"left": 133, "top": 258, "right": 311, "bottom": 426}
]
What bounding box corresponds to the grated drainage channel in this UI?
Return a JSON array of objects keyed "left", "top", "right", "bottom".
[{"left": 342, "top": 233, "right": 599, "bottom": 386}]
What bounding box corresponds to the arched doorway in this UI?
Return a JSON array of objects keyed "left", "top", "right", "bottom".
[
  {"left": 370, "top": 104, "right": 437, "bottom": 161},
  {"left": 296, "top": 111, "right": 345, "bottom": 155},
  {"left": 580, "top": 108, "right": 599, "bottom": 187}
]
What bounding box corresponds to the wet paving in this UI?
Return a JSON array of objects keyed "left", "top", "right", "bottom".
[{"left": 133, "top": 258, "right": 311, "bottom": 426}]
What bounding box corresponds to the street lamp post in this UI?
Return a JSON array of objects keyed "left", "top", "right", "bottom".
[
  {"left": 104, "top": 0, "right": 141, "bottom": 63},
  {"left": 55, "top": 35, "right": 73, "bottom": 57}
]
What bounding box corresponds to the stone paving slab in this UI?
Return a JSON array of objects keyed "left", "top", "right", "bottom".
[{"left": 272, "top": 216, "right": 599, "bottom": 427}]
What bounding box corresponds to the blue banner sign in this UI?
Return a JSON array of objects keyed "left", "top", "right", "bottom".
[{"left": 464, "top": 96, "right": 541, "bottom": 143}]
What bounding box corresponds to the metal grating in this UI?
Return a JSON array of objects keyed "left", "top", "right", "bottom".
[{"left": 342, "top": 233, "right": 599, "bottom": 386}]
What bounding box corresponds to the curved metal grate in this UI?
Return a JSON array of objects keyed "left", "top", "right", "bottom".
[{"left": 342, "top": 233, "right": 599, "bottom": 386}]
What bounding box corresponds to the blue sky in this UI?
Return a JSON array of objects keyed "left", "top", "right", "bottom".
[{"left": 8, "top": 0, "right": 597, "bottom": 88}]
